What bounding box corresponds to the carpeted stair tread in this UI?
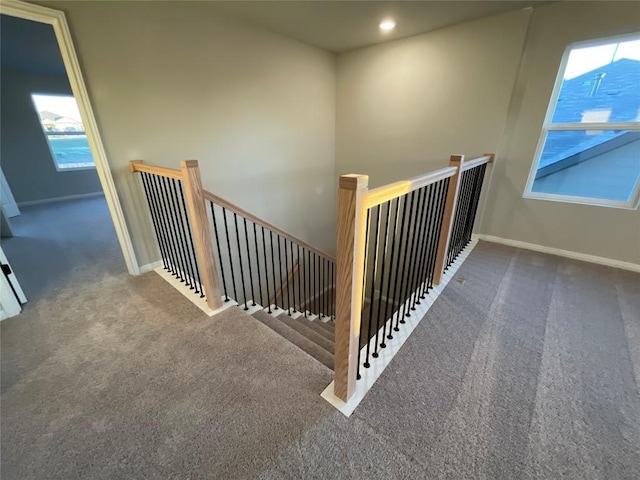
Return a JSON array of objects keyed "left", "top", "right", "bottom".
[
  {"left": 315, "top": 318, "right": 335, "bottom": 333},
  {"left": 252, "top": 310, "right": 334, "bottom": 370},
  {"left": 296, "top": 316, "right": 334, "bottom": 341},
  {"left": 274, "top": 313, "right": 334, "bottom": 353}
]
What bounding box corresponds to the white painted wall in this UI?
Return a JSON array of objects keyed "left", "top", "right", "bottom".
[{"left": 40, "top": 1, "right": 337, "bottom": 267}]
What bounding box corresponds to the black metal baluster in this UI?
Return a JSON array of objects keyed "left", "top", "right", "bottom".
[
  {"left": 428, "top": 179, "right": 450, "bottom": 290},
  {"left": 383, "top": 198, "right": 400, "bottom": 341},
  {"left": 299, "top": 246, "right": 306, "bottom": 317},
  {"left": 270, "top": 231, "right": 278, "bottom": 311},
  {"left": 420, "top": 181, "right": 441, "bottom": 297},
  {"left": 409, "top": 186, "right": 429, "bottom": 310},
  {"left": 147, "top": 173, "right": 176, "bottom": 274},
  {"left": 398, "top": 191, "right": 418, "bottom": 321},
  {"left": 261, "top": 227, "right": 271, "bottom": 312},
  {"left": 302, "top": 248, "right": 308, "bottom": 316},
  {"left": 222, "top": 208, "right": 238, "bottom": 303},
  {"left": 277, "top": 235, "right": 285, "bottom": 311},
  {"left": 170, "top": 179, "right": 196, "bottom": 290},
  {"left": 284, "top": 239, "right": 291, "bottom": 314},
  {"left": 296, "top": 244, "right": 307, "bottom": 318},
  {"left": 211, "top": 204, "right": 228, "bottom": 301},
  {"left": 391, "top": 194, "right": 409, "bottom": 332},
  {"left": 253, "top": 223, "right": 264, "bottom": 307},
  {"left": 321, "top": 258, "right": 326, "bottom": 317},
  {"left": 415, "top": 184, "right": 435, "bottom": 300},
  {"left": 243, "top": 219, "right": 256, "bottom": 306},
  {"left": 358, "top": 209, "right": 372, "bottom": 374},
  {"left": 162, "top": 177, "right": 186, "bottom": 283},
  {"left": 456, "top": 171, "right": 473, "bottom": 259},
  {"left": 465, "top": 164, "right": 486, "bottom": 246},
  {"left": 233, "top": 213, "right": 248, "bottom": 310},
  {"left": 374, "top": 201, "right": 391, "bottom": 350},
  {"left": 306, "top": 250, "right": 311, "bottom": 314},
  {"left": 180, "top": 186, "right": 205, "bottom": 297},
  {"left": 366, "top": 205, "right": 382, "bottom": 358},
  {"left": 153, "top": 175, "right": 180, "bottom": 278},
  {"left": 314, "top": 253, "right": 319, "bottom": 315},
  {"left": 139, "top": 173, "right": 168, "bottom": 270}
]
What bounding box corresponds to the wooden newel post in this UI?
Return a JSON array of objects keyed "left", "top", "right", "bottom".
[
  {"left": 433, "top": 155, "right": 464, "bottom": 285},
  {"left": 180, "top": 160, "right": 223, "bottom": 310},
  {"left": 334, "top": 174, "right": 369, "bottom": 403}
]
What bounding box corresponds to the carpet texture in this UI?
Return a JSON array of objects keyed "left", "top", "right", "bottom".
[{"left": 2, "top": 198, "right": 639, "bottom": 479}]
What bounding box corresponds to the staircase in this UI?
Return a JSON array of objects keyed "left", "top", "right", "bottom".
[
  {"left": 251, "top": 309, "right": 334, "bottom": 369},
  {"left": 130, "top": 153, "right": 494, "bottom": 406}
]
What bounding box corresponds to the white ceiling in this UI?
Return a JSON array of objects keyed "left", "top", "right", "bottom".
[{"left": 210, "top": 1, "right": 549, "bottom": 53}]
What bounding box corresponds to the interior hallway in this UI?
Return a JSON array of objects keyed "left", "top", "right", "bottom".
[{"left": 1, "top": 231, "right": 639, "bottom": 478}]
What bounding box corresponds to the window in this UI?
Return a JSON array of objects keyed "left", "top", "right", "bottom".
[
  {"left": 31, "top": 94, "right": 95, "bottom": 171},
  {"left": 524, "top": 34, "right": 640, "bottom": 209}
]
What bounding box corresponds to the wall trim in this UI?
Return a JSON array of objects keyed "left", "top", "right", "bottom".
[
  {"left": 474, "top": 234, "right": 640, "bottom": 273},
  {"left": 0, "top": 0, "right": 140, "bottom": 275},
  {"left": 17, "top": 191, "right": 104, "bottom": 207},
  {"left": 138, "top": 260, "right": 164, "bottom": 274}
]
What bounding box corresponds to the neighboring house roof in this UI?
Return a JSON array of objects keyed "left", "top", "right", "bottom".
[{"left": 538, "top": 58, "right": 640, "bottom": 174}]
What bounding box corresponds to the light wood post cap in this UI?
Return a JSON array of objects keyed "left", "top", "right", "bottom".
[
  {"left": 339, "top": 174, "right": 369, "bottom": 190},
  {"left": 129, "top": 159, "right": 143, "bottom": 172},
  {"left": 180, "top": 159, "right": 199, "bottom": 169},
  {"left": 449, "top": 154, "right": 465, "bottom": 165},
  {"left": 484, "top": 153, "right": 496, "bottom": 163}
]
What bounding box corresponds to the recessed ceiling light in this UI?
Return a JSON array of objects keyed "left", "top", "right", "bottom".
[{"left": 379, "top": 19, "right": 396, "bottom": 31}]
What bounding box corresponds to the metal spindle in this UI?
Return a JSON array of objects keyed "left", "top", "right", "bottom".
[
  {"left": 420, "top": 181, "right": 442, "bottom": 297},
  {"left": 211, "top": 204, "right": 228, "bottom": 300},
  {"left": 415, "top": 184, "right": 436, "bottom": 302},
  {"left": 140, "top": 173, "right": 168, "bottom": 271},
  {"left": 391, "top": 195, "right": 410, "bottom": 332},
  {"left": 222, "top": 208, "right": 238, "bottom": 303},
  {"left": 360, "top": 208, "right": 372, "bottom": 370},
  {"left": 155, "top": 175, "right": 180, "bottom": 279},
  {"left": 302, "top": 248, "right": 308, "bottom": 317},
  {"left": 398, "top": 190, "right": 418, "bottom": 322},
  {"left": 253, "top": 223, "right": 264, "bottom": 307},
  {"left": 270, "top": 231, "right": 278, "bottom": 311},
  {"left": 162, "top": 177, "right": 186, "bottom": 283},
  {"left": 383, "top": 198, "right": 400, "bottom": 340},
  {"left": 243, "top": 219, "right": 256, "bottom": 306},
  {"left": 284, "top": 239, "right": 291, "bottom": 314},
  {"left": 409, "top": 186, "right": 428, "bottom": 310},
  {"left": 233, "top": 213, "right": 248, "bottom": 310},
  {"left": 262, "top": 227, "right": 271, "bottom": 312},
  {"left": 366, "top": 205, "right": 382, "bottom": 358},
  {"left": 427, "top": 179, "right": 450, "bottom": 289},
  {"left": 277, "top": 235, "right": 285, "bottom": 311},
  {"left": 374, "top": 201, "right": 391, "bottom": 350},
  {"left": 170, "top": 179, "right": 196, "bottom": 290}
]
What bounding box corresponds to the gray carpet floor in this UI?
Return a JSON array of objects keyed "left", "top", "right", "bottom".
[{"left": 2, "top": 199, "right": 639, "bottom": 479}]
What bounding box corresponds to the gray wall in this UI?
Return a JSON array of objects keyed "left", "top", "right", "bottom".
[
  {"left": 0, "top": 69, "right": 102, "bottom": 204},
  {"left": 482, "top": 1, "right": 640, "bottom": 264},
  {"left": 38, "top": 0, "right": 337, "bottom": 268},
  {"left": 335, "top": 2, "right": 640, "bottom": 265}
]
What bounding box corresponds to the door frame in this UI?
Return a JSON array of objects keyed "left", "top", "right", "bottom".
[{"left": 0, "top": 0, "right": 140, "bottom": 274}]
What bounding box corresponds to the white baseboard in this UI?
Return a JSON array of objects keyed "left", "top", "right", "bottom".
[
  {"left": 321, "top": 240, "right": 478, "bottom": 417},
  {"left": 139, "top": 261, "right": 163, "bottom": 274},
  {"left": 474, "top": 234, "right": 640, "bottom": 273},
  {"left": 17, "top": 191, "right": 104, "bottom": 207}
]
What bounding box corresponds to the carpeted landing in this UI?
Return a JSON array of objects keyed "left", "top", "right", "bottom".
[{"left": 2, "top": 234, "right": 639, "bottom": 479}]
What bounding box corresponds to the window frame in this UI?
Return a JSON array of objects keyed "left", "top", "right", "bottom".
[
  {"left": 523, "top": 32, "right": 640, "bottom": 210},
  {"left": 30, "top": 92, "right": 96, "bottom": 172}
]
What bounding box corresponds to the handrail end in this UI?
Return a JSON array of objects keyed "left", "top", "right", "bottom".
[
  {"left": 339, "top": 174, "right": 369, "bottom": 191},
  {"left": 484, "top": 153, "right": 496, "bottom": 163},
  {"left": 129, "top": 160, "right": 143, "bottom": 172},
  {"left": 181, "top": 159, "right": 199, "bottom": 169}
]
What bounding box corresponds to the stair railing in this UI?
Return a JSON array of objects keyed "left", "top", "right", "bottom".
[
  {"left": 334, "top": 154, "right": 494, "bottom": 402},
  {"left": 130, "top": 160, "right": 223, "bottom": 310},
  {"left": 204, "top": 191, "right": 335, "bottom": 318},
  {"left": 131, "top": 159, "right": 335, "bottom": 319}
]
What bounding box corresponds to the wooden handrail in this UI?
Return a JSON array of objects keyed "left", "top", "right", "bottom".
[
  {"left": 364, "top": 166, "right": 457, "bottom": 209},
  {"left": 460, "top": 154, "right": 494, "bottom": 172},
  {"left": 129, "top": 160, "right": 183, "bottom": 180},
  {"left": 203, "top": 190, "right": 335, "bottom": 264},
  {"left": 269, "top": 260, "right": 299, "bottom": 306}
]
